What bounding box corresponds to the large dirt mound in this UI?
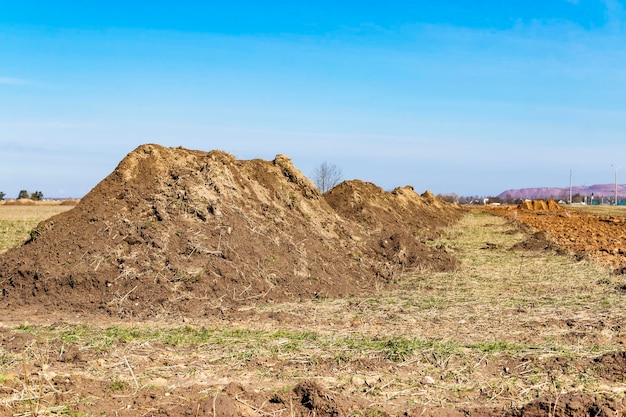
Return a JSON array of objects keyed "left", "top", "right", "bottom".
[
  {"left": 0, "top": 144, "right": 462, "bottom": 318},
  {"left": 325, "top": 181, "right": 460, "bottom": 274}
]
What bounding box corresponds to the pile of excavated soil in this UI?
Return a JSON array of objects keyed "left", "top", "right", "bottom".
[
  {"left": 517, "top": 199, "right": 563, "bottom": 211},
  {"left": 0, "top": 144, "right": 462, "bottom": 318},
  {"left": 325, "top": 181, "right": 459, "bottom": 274}
]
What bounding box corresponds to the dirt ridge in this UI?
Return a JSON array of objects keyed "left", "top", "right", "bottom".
[{"left": 0, "top": 144, "right": 461, "bottom": 318}]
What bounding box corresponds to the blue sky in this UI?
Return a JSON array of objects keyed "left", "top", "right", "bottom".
[{"left": 2, "top": 1, "right": 626, "bottom": 198}]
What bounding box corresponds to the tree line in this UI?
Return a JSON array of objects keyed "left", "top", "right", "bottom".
[{"left": 0, "top": 190, "right": 44, "bottom": 201}]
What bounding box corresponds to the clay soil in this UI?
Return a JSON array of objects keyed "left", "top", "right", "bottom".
[
  {"left": 1, "top": 150, "right": 625, "bottom": 416},
  {"left": 484, "top": 201, "right": 626, "bottom": 271}
]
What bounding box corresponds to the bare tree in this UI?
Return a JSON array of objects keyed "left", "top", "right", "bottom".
[{"left": 313, "top": 162, "right": 342, "bottom": 193}]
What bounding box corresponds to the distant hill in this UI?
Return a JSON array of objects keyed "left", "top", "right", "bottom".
[{"left": 497, "top": 184, "right": 626, "bottom": 201}]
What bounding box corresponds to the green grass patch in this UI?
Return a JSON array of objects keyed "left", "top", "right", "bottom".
[{"left": 471, "top": 341, "right": 525, "bottom": 354}]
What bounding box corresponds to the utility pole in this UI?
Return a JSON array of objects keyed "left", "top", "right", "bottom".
[
  {"left": 611, "top": 164, "right": 620, "bottom": 205},
  {"left": 615, "top": 168, "right": 617, "bottom": 205},
  {"left": 569, "top": 169, "right": 572, "bottom": 204}
]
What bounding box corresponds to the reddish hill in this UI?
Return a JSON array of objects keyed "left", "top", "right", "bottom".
[
  {"left": 0, "top": 144, "right": 462, "bottom": 318},
  {"left": 498, "top": 184, "right": 626, "bottom": 201}
]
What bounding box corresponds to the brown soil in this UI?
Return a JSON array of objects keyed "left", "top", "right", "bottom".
[
  {"left": 1, "top": 313, "right": 623, "bottom": 417},
  {"left": 516, "top": 199, "right": 563, "bottom": 211},
  {"left": 0, "top": 145, "right": 461, "bottom": 319},
  {"left": 325, "top": 181, "right": 459, "bottom": 275},
  {"left": 485, "top": 201, "right": 626, "bottom": 270},
  {"left": 507, "top": 392, "right": 624, "bottom": 417},
  {"left": 2, "top": 154, "right": 625, "bottom": 417}
]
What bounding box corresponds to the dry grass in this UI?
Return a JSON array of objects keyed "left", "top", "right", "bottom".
[
  {"left": 0, "top": 205, "right": 73, "bottom": 253},
  {"left": 1, "top": 208, "right": 625, "bottom": 414}
]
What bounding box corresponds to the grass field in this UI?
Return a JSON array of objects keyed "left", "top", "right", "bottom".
[
  {"left": 0, "top": 205, "right": 73, "bottom": 253},
  {"left": 1, "top": 206, "right": 625, "bottom": 415},
  {"left": 567, "top": 203, "right": 626, "bottom": 216}
]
